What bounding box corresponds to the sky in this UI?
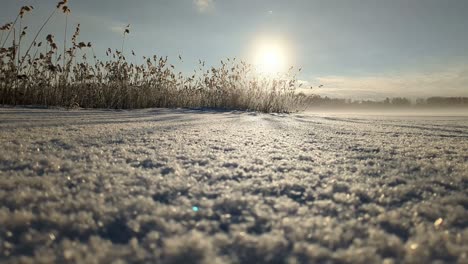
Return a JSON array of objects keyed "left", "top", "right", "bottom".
[{"left": 2, "top": 0, "right": 468, "bottom": 99}]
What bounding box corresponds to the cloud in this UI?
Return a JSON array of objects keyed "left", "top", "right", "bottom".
[
  {"left": 69, "top": 12, "right": 128, "bottom": 36},
  {"left": 193, "top": 0, "right": 214, "bottom": 13},
  {"left": 110, "top": 26, "right": 124, "bottom": 34},
  {"left": 310, "top": 65, "right": 468, "bottom": 99}
]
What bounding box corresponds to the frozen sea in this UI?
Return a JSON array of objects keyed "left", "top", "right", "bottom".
[{"left": 0, "top": 107, "right": 467, "bottom": 263}]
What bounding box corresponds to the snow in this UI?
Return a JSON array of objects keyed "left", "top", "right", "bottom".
[{"left": 0, "top": 107, "right": 467, "bottom": 263}]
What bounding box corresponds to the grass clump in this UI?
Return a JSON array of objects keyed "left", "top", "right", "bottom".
[{"left": 0, "top": 1, "right": 306, "bottom": 113}]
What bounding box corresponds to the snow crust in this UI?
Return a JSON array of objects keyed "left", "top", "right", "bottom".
[{"left": 0, "top": 108, "right": 467, "bottom": 263}]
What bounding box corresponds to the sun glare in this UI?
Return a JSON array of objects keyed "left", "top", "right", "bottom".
[
  {"left": 256, "top": 46, "right": 285, "bottom": 74},
  {"left": 251, "top": 37, "right": 293, "bottom": 75}
]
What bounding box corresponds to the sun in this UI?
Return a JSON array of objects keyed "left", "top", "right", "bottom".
[
  {"left": 250, "top": 36, "right": 293, "bottom": 75},
  {"left": 254, "top": 43, "right": 287, "bottom": 75},
  {"left": 256, "top": 45, "right": 285, "bottom": 74}
]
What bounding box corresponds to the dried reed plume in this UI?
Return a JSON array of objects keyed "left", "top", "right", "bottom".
[{"left": 0, "top": 1, "right": 307, "bottom": 112}]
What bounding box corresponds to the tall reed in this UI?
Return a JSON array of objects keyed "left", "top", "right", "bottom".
[{"left": 0, "top": 1, "right": 307, "bottom": 112}]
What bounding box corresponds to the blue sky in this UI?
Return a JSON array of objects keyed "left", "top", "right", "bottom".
[{"left": 2, "top": 0, "right": 468, "bottom": 99}]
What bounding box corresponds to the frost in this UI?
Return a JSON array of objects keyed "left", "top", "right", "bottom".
[{"left": 0, "top": 108, "right": 467, "bottom": 263}]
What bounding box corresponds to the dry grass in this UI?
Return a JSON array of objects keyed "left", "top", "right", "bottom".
[{"left": 0, "top": 1, "right": 306, "bottom": 113}]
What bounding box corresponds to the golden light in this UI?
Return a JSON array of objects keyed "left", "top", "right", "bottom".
[{"left": 249, "top": 36, "right": 294, "bottom": 75}]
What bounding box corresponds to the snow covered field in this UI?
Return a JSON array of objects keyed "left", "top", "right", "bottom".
[{"left": 0, "top": 107, "right": 467, "bottom": 263}]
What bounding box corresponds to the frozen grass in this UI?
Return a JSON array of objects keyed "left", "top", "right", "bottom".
[
  {"left": 0, "top": 2, "right": 305, "bottom": 113},
  {"left": 0, "top": 108, "right": 467, "bottom": 263}
]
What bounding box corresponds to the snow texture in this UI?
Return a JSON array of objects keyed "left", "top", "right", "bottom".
[{"left": 0, "top": 108, "right": 467, "bottom": 264}]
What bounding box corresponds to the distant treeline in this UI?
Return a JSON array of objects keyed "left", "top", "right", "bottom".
[{"left": 300, "top": 95, "right": 468, "bottom": 108}]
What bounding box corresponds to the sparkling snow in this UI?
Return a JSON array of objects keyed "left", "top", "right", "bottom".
[{"left": 0, "top": 108, "right": 467, "bottom": 263}]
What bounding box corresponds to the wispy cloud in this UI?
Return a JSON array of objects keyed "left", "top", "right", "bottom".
[
  {"left": 69, "top": 12, "right": 127, "bottom": 36},
  {"left": 110, "top": 25, "right": 124, "bottom": 34},
  {"left": 310, "top": 65, "right": 468, "bottom": 99},
  {"left": 193, "top": 0, "right": 214, "bottom": 13}
]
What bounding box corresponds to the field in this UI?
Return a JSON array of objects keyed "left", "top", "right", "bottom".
[{"left": 0, "top": 107, "right": 467, "bottom": 263}]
